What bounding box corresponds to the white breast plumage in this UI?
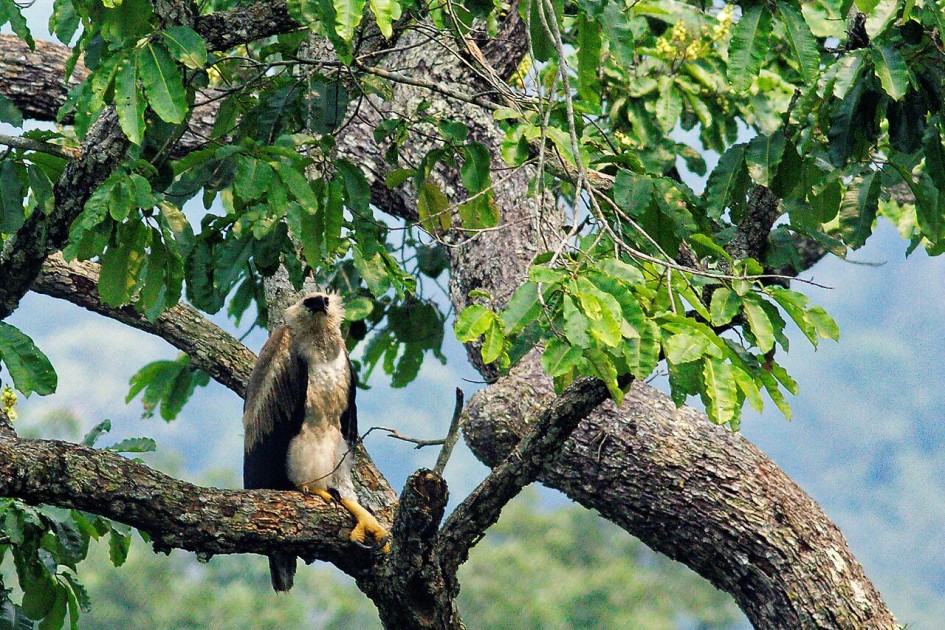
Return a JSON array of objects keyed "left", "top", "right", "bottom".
[{"left": 285, "top": 348, "right": 356, "bottom": 498}]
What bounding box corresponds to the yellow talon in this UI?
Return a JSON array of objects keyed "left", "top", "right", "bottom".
[
  {"left": 340, "top": 498, "right": 390, "bottom": 553},
  {"left": 298, "top": 485, "right": 390, "bottom": 552}
]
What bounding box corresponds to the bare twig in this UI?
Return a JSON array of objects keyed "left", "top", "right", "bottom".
[
  {"left": 374, "top": 426, "right": 447, "bottom": 449},
  {"left": 434, "top": 388, "right": 464, "bottom": 475}
]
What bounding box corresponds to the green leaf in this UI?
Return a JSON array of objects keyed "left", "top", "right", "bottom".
[
  {"left": 581, "top": 347, "right": 623, "bottom": 405},
  {"left": 832, "top": 49, "right": 867, "bottom": 99},
  {"left": 664, "top": 332, "right": 709, "bottom": 365},
  {"left": 745, "top": 131, "right": 786, "bottom": 187},
  {"left": 481, "top": 320, "right": 506, "bottom": 364},
  {"left": 529, "top": 265, "right": 567, "bottom": 284},
  {"left": 108, "top": 530, "right": 131, "bottom": 567},
  {"left": 273, "top": 160, "right": 319, "bottom": 210},
  {"left": 438, "top": 120, "right": 469, "bottom": 142},
  {"left": 709, "top": 288, "right": 742, "bottom": 326},
  {"left": 454, "top": 305, "right": 495, "bottom": 341},
  {"left": 527, "top": 0, "right": 558, "bottom": 62},
  {"left": 807, "top": 306, "right": 840, "bottom": 341},
  {"left": 727, "top": 5, "right": 772, "bottom": 92},
  {"left": 541, "top": 338, "right": 582, "bottom": 376},
  {"left": 21, "top": 576, "right": 57, "bottom": 621},
  {"left": 562, "top": 295, "right": 591, "bottom": 347},
  {"left": 81, "top": 419, "right": 112, "bottom": 447},
  {"left": 733, "top": 366, "right": 764, "bottom": 413},
  {"left": 576, "top": 15, "right": 602, "bottom": 109},
  {"left": 385, "top": 168, "right": 414, "bottom": 188},
  {"left": 779, "top": 4, "right": 820, "bottom": 85},
  {"left": 601, "top": 2, "right": 634, "bottom": 64},
  {"left": 234, "top": 156, "right": 273, "bottom": 201},
  {"left": 597, "top": 257, "right": 644, "bottom": 285},
  {"left": 162, "top": 25, "right": 207, "bottom": 70},
  {"left": 334, "top": 0, "right": 368, "bottom": 41},
  {"left": 704, "top": 143, "right": 748, "bottom": 219},
  {"left": 0, "top": 321, "right": 57, "bottom": 396},
  {"left": 839, "top": 171, "right": 881, "bottom": 248},
  {"left": 370, "top": 0, "right": 401, "bottom": 37},
  {"left": 1, "top": 601, "right": 34, "bottom": 630},
  {"left": 0, "top": 0, "right": 33, "bottom": 48},
  {"left": 136, "top": 42, "right": 187, "bottom": 124},
  {"left": 417, "top": 180, "right": 451, "bottom": 232},
  {"left": 308, "top": 79, "right": 349, "bottom": 134},
  {"left": 336, "top": 158, "right": 370, "bottom": 214},
  {"left": 114, "top": 59, "right": 145, "bottom": 145},
  {"left": 106, "top": 437, "right": 157, "bottom": 453},
  {"left": 767, "top": 286, "right": 817, "bottom": 345},
  {"left": 459, "top": 143, "right": 499, "bottom": 229},
  {"left": 582, "top": 293, "right": 622, "bottom": 347},
  {"left": 0, "top": 93, "right": 23, "bottom": 127},
  {"left": 613, "top": 170, "right": 653, "bottom": 217},
  {"left": 655, "top": 76, "right": 682, "bottom": 133},
  {"left": 872, "top": 45, "right": 908, "bottom": 101},
  {"left": 99, "top": 221, "right": 148, "bottom": 307},
  {"left": 742, "top": 297, "right": 775, "bottom": 353},
  {"left": 344, "top": 296, "right": 374, "bottom": 321},
  {"left": 702, "top": 358, "right": 738, "bottom": 427},
  {"left": 501, "top": 282, "right": 541, "bottom": 333},
  {"left": 49, "top": 0, "right": 79, "bottom": 44}
]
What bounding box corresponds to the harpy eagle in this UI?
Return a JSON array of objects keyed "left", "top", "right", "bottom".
[{"left": 243, "top": 291, "right": 390, "bottom": 592}]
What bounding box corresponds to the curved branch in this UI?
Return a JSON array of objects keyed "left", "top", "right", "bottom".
[
  {"left": 33, "top": 253, "right": 254, "bottom": 397},
  {"left": 437, "top": 377, "right": 614, "bottom": 577}
]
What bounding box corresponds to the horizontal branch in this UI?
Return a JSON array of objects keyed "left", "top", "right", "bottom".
[
  {"left": 0, "top": 430, "right": 383, "bottom": 578},
  {"left": 0, "top": 133, "right": 79, "bottom": 160},
  {"left": 33, "top": 254, "right": 255, "bottom": 396}
]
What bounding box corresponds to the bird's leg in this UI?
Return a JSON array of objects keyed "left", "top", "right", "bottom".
[
  {"left": 339, "top": 498, "right": 390, "bottom": 553},
  {"left": 310, "top": 488, "right": 335, "bottom": 504}
]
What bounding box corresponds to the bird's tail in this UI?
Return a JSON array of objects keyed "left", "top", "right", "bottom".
[{"left": 268, "top": 553, "right": 297, "bottom": 592}]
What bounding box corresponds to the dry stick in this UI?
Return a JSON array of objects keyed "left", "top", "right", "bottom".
[{"left": 434, "top": 388, "right": 464, "bottom": 476}]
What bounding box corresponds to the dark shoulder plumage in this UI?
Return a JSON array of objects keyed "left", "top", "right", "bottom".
[
  {"left": 243, "top": 326, "right": 308, "bottom": 490},
  {"left": 340, "top": 356, "right": 358, "bottom": 447}
]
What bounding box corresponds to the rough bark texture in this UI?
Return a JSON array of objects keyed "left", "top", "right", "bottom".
[
  {"left": 0, "top": 5, "right": 902, "bottom": 629},
  {"left": 33, "top": 254, "right": 255, "bottom": 396},
  {"left": 0, "top": 428, "right": 373, "bottom": 576},
  {"left": 0, "top": 36, "right": 86, "bottom": 121}
]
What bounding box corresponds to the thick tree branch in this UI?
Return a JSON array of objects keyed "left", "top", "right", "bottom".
[
  {"left": 0, "top": 431, "right": 383, "bottom": 578},
  {"left": 32, "top": 253, "right": 254, "bottom": 397}
]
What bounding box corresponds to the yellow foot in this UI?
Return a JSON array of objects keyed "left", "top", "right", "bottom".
[
  {"left": 340, "top": 498, "right": 390, "bottom": 553},
  {"left": 298, "top": 485, "right": 336, "bottom": 505}
]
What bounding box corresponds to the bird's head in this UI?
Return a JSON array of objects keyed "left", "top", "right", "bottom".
[{"left": 284, "top": 291, "right": 345, "bottom": 333}]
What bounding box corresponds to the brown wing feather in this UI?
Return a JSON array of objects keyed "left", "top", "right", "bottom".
[{"left": 243, "top": 326, "right": 308, "bottom": 490}]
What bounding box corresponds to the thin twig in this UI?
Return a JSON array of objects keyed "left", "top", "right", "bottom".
[
  {"left": 0, "top": 134, "right": 79, "bottom": 160},
  {"left": 372, "top": 426, "right": 446, "bottom": 449},
  {"left": 434, "top": 388, "right": 465, "bottom": 476}
]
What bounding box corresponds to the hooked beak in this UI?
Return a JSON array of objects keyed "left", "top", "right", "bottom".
[{"left": 303, "top": 295, "right": 329, "bottom": 314}]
